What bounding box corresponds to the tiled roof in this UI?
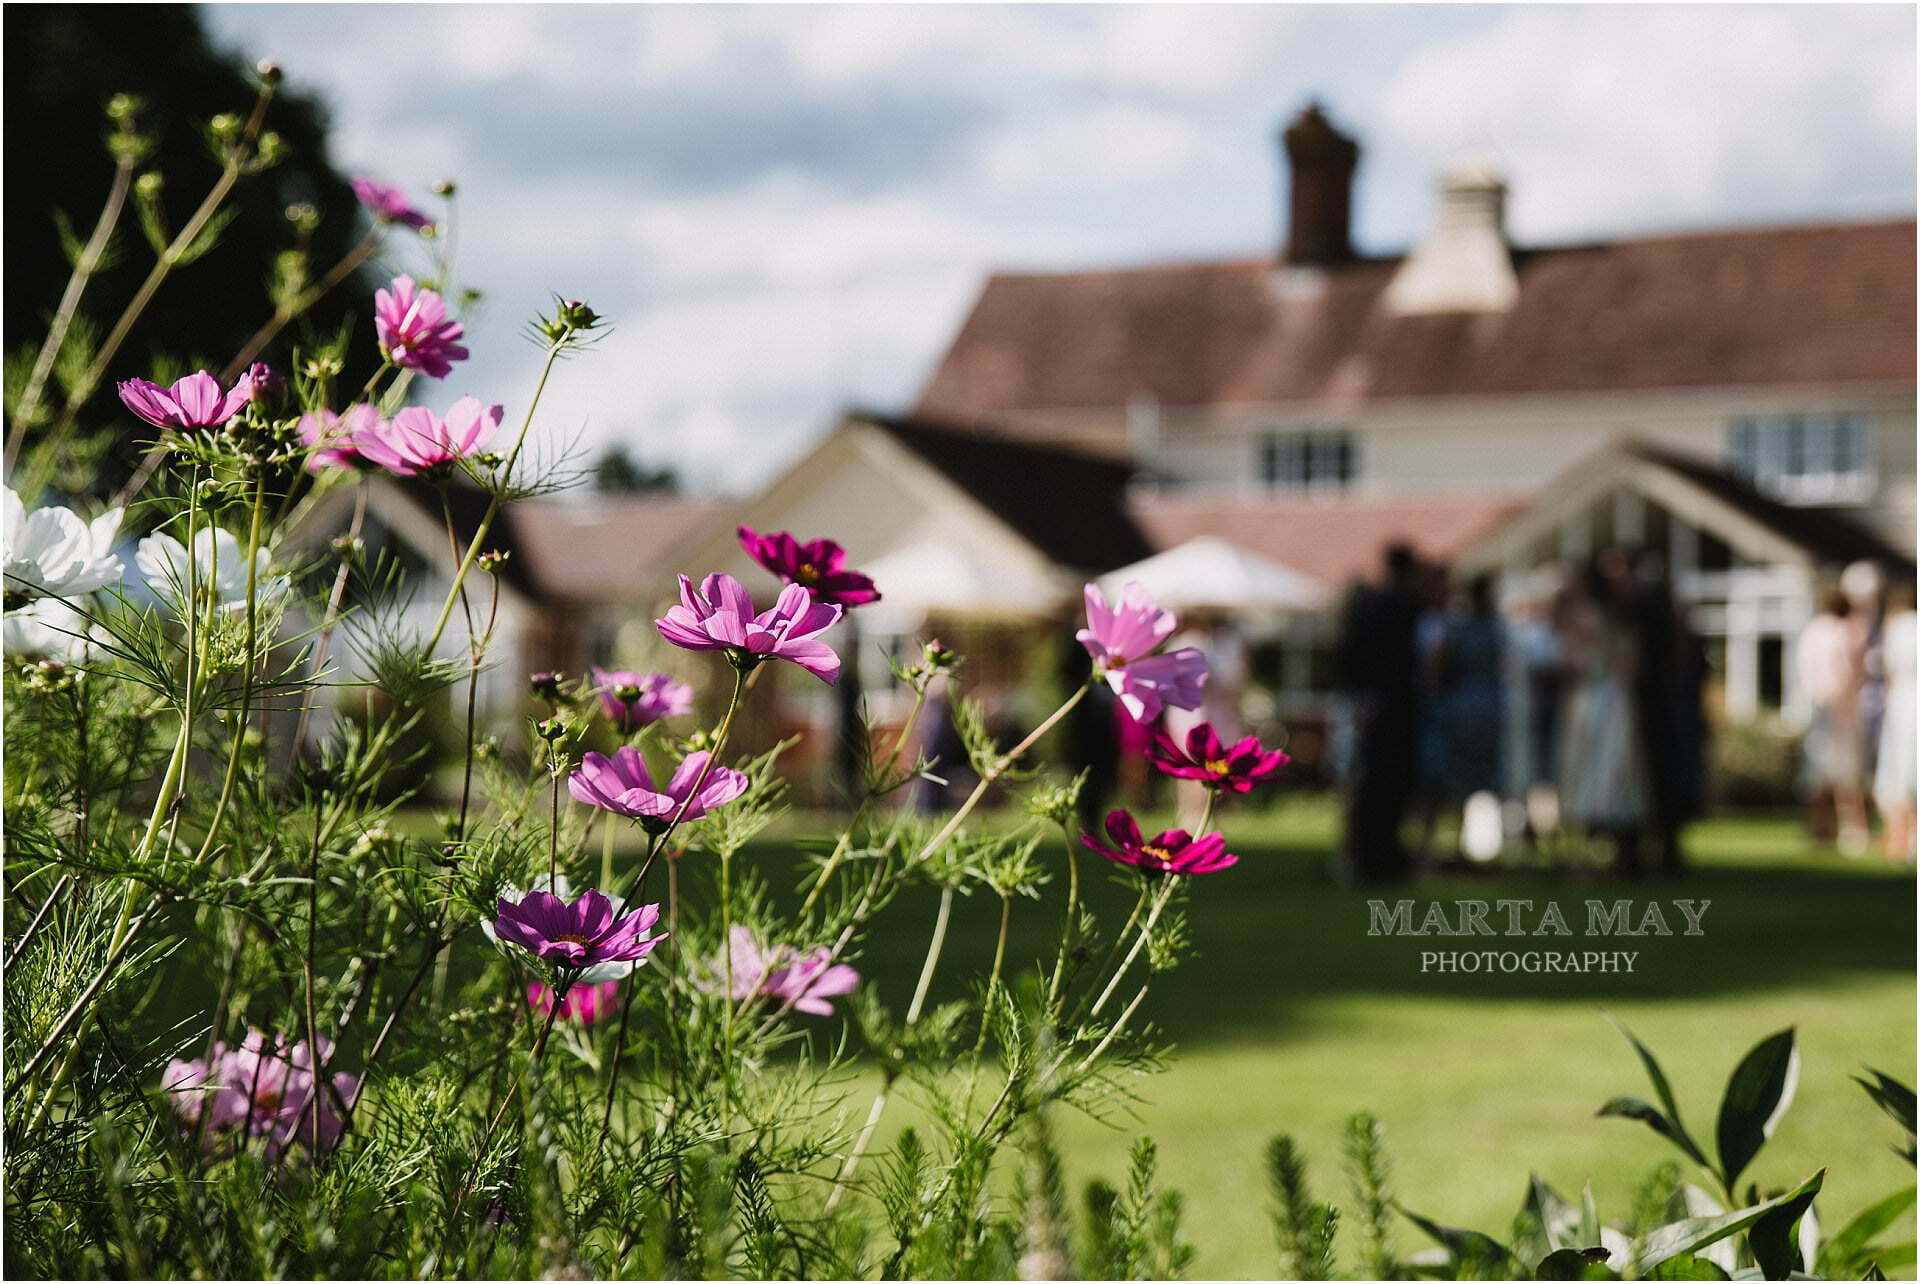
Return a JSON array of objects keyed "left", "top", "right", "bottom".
[
  {"left": 915, "top": 219, "right": 1916, "bottom": 420},
  {"left": 861, "top": 412, "right": 1156, "bottom": 572},
  {"left": 1128, "top": 492, "right": 1526, "bottom": 590},
  {"left": 509, "top": 495, "right": 723, "bottom": 603}
]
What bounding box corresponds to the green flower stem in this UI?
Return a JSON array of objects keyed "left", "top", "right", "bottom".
[
  {"left": 220, "top": 225, "right": 382, "bottom": 381},
  {"left": 6, "top": 150, "right": 136, "bottom": 453},
  {"left": 421, "top": 337, "right": 566, "bottom": 658},
  {"left": 794, "top": 679, "right": 932, "bottom": 922},
  {"left": 1088, "top": 877, "right": 1177, "bottom": 1020},
  {"left": 192, "top": 476, "right": 266, "bottom": 865},
  {"left": 19, "top": 80, "right": 277, "bottom": 505},
  {"left": 907, "top": 681, "right": 1088, "bottom": 872}
]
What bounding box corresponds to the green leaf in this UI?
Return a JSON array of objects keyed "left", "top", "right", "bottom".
[
  {"left": 1526, "top": 1176, "right": 1584, "bottom": 1254},
  {"left": 1535, "top": 1246, "right": 1615, "bottom": 1279},
  {"left": 1819, "top": 1187, "right": 1916, "bottom": 1277},
  {"left": 1748, "top": 1168, "right": 1822, "bottom": 1279},
  {"left": 1716, "top": 1029, "right": 1800, "bottom": 1190},
  {"left": 1854, "top": 1069, "right": 1918, "bottom": 1162},
  {"left": 1600, "top": 1096, "right": 1713, "bottom": 1171},
  {"left": 1636, "top": 1169, "right": 1824, "bottom": 1274},
  {"left": 1645, "top": 1254, "right": 1732, "bottom": 1279},
  {"left": 1398, "top": 1204, "right": 1519, "bottom": 1276},
  {"left": 1603, "top": 1016, "right": 1714, "bottom": 1171}
]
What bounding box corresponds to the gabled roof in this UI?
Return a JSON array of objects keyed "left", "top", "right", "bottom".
[
  {"left": 859, "top": 412, "right": 1155, "bottom": 572},
  {"left": 1454, "top": 439, "right": 1915, "bottom": 576},
  {"left": 1624, "top": 443, "right": 1913, "bottom": 571},
  {"left": 915, "top": 219, "right": 1916, "bottom": 420}
]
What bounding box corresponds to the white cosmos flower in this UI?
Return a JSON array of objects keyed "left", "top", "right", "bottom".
[
  {"left": 482, "top": 873, "right": 651, "bottom": 983},
  {"left": 2, "top": 485, "right": 124, "bottom": 601},
  {"left": 134, "top": 528, "right": 289, "bottom": 616},
  {"left": 2, "top": 597, "right": 100, "bottom": 661}
]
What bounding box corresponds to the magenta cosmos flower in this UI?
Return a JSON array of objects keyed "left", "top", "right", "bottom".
[
  {"left": 656, "top": 573, "right": 843, "bottom": 684},
  {"left": 1147, "top": 721, "right": 1290, "bottom": 794},
  {"left": 1077, "top": 582, "right": 1208, "bottom": 723},
  {"left": 1081, "top": 808, "right": 1238, "bottom": 876},
  {"left": 374, "top": 275, "right": 468, "bottom": 378},
  {"left": 296, "top": 404, "right": 383, "bottom": 472},
  {"left": 492, "top": 888, "right": 665, "bottom": 973},
  {"left": 353, "top": 397, "right": 501, "bottom": 476},
  {"left": 117, "top": 369, "right": 257, "bottom": 431},
  {"left": 705, "top": 926, "right": 860, "bottom": 1016},
  {"left": 526, "top": 978, "right": 619, "bottom": 1024},
  {"left": 592, "top": 667, "right": 693, "bottom": 733},
  {"left": 351, "top": 177, "right": 434, "bottom": 232},
  {"left": 568, "top": 746, "right": 748, "bottom": 832},
  {"left": 737, "top": 526, "right": 881, "bottom": 608},
  {"left": 162, "top": 1029, "right": 359, "bottom": 1158}
]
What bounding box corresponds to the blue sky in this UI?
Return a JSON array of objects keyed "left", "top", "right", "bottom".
[{"left": 204, "top": 4, "right": 1916, "bottom": 494}]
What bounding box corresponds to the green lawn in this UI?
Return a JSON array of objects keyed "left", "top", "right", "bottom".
[{"left": 727, "top": 799, "right": 1915, "bottom": 1278}]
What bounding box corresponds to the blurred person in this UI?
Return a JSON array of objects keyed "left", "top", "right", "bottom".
[
  {"left": 1557, "top": 550, "right": 1650, "bottom": 875},
  {"left": 1631, "top": 550, "right": 1708, "bottom": 874},
  {"left": 1798, "top": 586, "right": 1870, "bottom": 855},
  {"left": 1874, "top": 580, "right": 1915, "bottom": 864},
  {"left": 1440, "top": 574, "right": 1507, "bottom": 812},
  {"left": 1409, "top": 561, "right": 1454, "bottom": 866},
  {"left": 1336, "top": 543, "right": 1422, "bottom": 882},
  {"left": 1843, "top": 559, "right": 1888, "bottom": 787}
]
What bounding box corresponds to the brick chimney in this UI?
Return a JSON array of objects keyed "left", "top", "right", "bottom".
[{"left": 1279, "top": 102, "right": 1360, "bottom": 267}]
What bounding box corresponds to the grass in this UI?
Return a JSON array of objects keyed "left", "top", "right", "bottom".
[{"left": 718, "top": 796, "right": 1915, "bottom": 1278}]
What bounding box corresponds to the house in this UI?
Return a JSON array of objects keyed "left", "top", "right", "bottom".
[{"left": 304, "top": 102, "right": 1914, "bottom": 775}]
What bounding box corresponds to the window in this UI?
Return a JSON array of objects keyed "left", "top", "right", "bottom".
[
  {"left": 1727, "top": 412, "right": 1873, "bottom": 502},
  {"left": 1257, "top": 428, "right": 1356, "bottom": 491}
]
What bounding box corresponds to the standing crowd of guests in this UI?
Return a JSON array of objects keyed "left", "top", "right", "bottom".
[{"left": 1335, "top": 543, "right": 1916, "bottom": 883}]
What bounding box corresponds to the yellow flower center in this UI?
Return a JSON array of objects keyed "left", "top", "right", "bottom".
[
  {"left": 796, "top": 562, "right": 820, "bottom": 584},
  {"left": 1204, "top": 758, "right": 1231, "bottom": 776},
  {"left": 1141, "top": 845, "right": 1173, "bottom": 864},
  {"left": 554, "top": 933, "right": 592, "bottom": 948}
]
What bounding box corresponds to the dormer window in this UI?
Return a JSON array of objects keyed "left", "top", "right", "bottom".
[
  {"left": 1728, "top": 412, "right": 1873, "bottom": 503},
  {"left": 1257, "top": 428, "right": 1356, "bottom": 492}
]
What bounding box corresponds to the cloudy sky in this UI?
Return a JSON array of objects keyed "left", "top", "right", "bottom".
[{"left": 204, "top": 4, "right": 1916, "bottom": 495}]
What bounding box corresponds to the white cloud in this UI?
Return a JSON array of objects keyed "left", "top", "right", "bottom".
[
  {"left": 1379, "top": 5, "right": 1916, "bottom": 240},
  {"left": 204, "top": 3, "right": 1915, "bottom": 495}
]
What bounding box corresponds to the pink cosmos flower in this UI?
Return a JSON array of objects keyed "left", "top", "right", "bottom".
[
  {"left": 567, "top": 746, "right": 748, "bottom": 832},
  {"left": 352, "top": 397, "right": 500, "bottom": 476},
  {"left": 655, "top": 573, "right": 843, "bottom": 683},
  {"left": 592, "top": 666, "right": 693, "bottom": 733},
  {"left": 737, "top": 526, "right": 881, "bottom": 608},
  {"left": 1077, "top": 582, "right": 1208, "bottom": 723},
  {"left": 1081, "top": 808, "right": 1238, "bottom": 876},
  {"left": 1146, "top": 721, "right": 1290, "bottom": 794},
  {"left": 162, "top": 1029, "right": 359, "bottom": 1159},
  {"left": 351, "top": 177, "right": 435, "bottom": 232},
  {"left": 492, "top": 888, "right": 665, "bottom": 972},
  {"left": 526, "top": 978, "right": 620, "bottom": 1025},
  {"left": 703, "top": 926, "right": 859, "bottom": 1016},
  {"left": 373, "top": 275, "right": 468, "bottom": 377},
  {"left": 296, "top": 404, "right": 383, "bottom": 472},
  {"left": 117, "top": 369, "right": 257, "bottom": 431}
]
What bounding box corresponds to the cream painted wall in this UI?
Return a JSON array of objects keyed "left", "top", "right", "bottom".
[{"left": 1143, "top": 383, "right": 1916, "bottom": 552}]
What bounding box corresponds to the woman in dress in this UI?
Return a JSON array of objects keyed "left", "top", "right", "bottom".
[
  {"left": 1557, "top": 551, "right": 1650, "bottom": 875},
  {"left": 1874, "top": 581, "right": 1915, "bottom": 864}
]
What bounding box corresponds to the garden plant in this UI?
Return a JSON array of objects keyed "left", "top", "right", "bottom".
[{"left": 3, "top": 66, "right": 1914, "bottom": 1282}]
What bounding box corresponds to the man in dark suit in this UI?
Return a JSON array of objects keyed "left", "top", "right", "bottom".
[{"left": 1338, "top": 543, "right": 1423, "bottom": 882}]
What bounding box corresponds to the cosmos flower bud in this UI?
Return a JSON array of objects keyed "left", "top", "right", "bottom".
[
  {"left": 433, "top": 179, "right": 457, "bottom": 197},
  {"left": 255, "top": 58, "right": 282, "bottom": 85},
  {"left": 536, "top": 716, "right": 569, "bottom": 743},
  {"left": 477, "top": 549, "right": 510, "bottom": 574},
  {"left": 529, "top": 671, "right": 565, "bottom": 701}
]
